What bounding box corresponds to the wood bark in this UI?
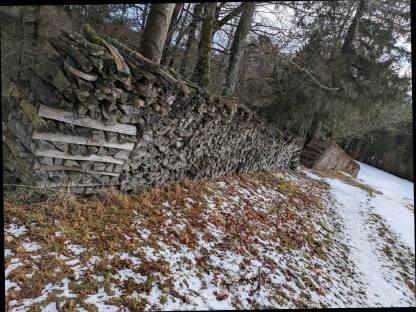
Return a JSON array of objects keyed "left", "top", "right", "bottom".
[
  {"left": 222, "top": 2, "right": 255, "bottom": 97},
  {"left": 168, "top": 3, "right": 192, "bottom": 68},
  {"left": 214, "top": 3, "right": 245, "bottom": 33},
  {"left": 180, "top": 3, "right": 203, "bottom": 79},
  {"left": 139, "top": 3, "right": 175, "bottom": 64},
  {"left": 193, "top": 2, "right": 216, "bottom": 88},
  {"left": 342, "top": 0, "right": 366, "bottom": 55},
  {"left": 141, "top": 4, "right": 149, "bottom": 29},
  {"left": 161, "top": 3, "right": 184, "bottom": 66}
]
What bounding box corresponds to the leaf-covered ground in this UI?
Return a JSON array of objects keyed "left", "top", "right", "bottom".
[{"left": 4, "top": 166, "right": 415, "bottom": 311}]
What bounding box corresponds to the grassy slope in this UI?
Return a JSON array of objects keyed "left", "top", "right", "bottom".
[{"left": 3, "top": 168, "right": 413, "bottom": 310}]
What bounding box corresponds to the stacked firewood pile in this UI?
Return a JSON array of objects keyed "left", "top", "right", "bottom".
[
  {"left": 300, "top": 137, "right": 360, "bottom": 177},
  {"left": 4, "top": 25, "right": 302, "bottom": 194}
]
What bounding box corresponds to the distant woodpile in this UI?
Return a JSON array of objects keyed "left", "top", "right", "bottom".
[
  {"left": 3, "top": 26, "right": 302, "bottom": 194},
  {"left": 300, "top": 138, "right": 360, "bottom": 177}
]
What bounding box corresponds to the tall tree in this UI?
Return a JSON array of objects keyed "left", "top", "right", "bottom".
[
  {"left": 193, "top": 2, "right": 216, "bottom": 87},
  {"left": 222, "top": 2, "right": 256, "bottom": 97},
  {"left": 306, "top": 0, "right": 368, "bottom": 143},
  {"left": 161, "top": 3, "right": 184, "bottom": 65},
  {"left": 341, "top": 0, "right": 366, "bottom": 55},
  {"left": 180, "top": 3, "right": 203, "bottom": 79},
  {"left": 168, "top": 4, "right": 192, "bottom": 68},
  {"left": 214, "top": 3, "right": 245, "bottom": 33},
  {"left": 260, "top": 0, "right": 410, "bottom": 142},
  {"left": 139, "top": 3, "right": 175, "bottom": 64},
  {"left": 141, "top": 4, "right": 150, "bottom": 29}
]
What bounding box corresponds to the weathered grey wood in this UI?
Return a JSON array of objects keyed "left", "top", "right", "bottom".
[
  {"left": 82, "top": 24, "right": 131, "bottom": 76},
  {"left": 35, "top": 149, "right": 125, "bottom": 165},
  {"left": 36, "top": 164, "right": 120, "bottom": 177},
  {"left": 6, "top": 27, "right": 304, "bottom": 194},
  {"left": 32, "top": 131, "right": 134, "bottom": 151},
  {"left": 64, "top": 60, "right": 97, "bottom": 81},
  {"left": 36, "top": 181, "right": 120, "bottom": 188},
  {"left": 38, "top": 104, "right": 136, "bottom": 135}
]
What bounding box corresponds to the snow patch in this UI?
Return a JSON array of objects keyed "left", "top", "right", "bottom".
[
  {"left": 22, "top": 242, "right": 41, "bottom": 252},
  {"left": 6, "top": 224, "right": 28, "bottom": 237}
]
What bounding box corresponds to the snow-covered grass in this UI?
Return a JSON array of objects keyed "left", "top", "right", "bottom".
[
  {"left": 306, "top": 162, "right": 415, "bottom": 306},
  {"left": 356, "top": 162, "right": 414, "bottom": 250},
  {"left": 4, "top": 165, "right": 415, "bottom": 310}
]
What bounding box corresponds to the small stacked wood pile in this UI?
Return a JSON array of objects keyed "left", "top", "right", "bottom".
[
  {"left": 4, "top": 25, "right": 302, "bottom": 194},
  {"left": 300, "top": 137, "right": 360, "bottom": 177}
]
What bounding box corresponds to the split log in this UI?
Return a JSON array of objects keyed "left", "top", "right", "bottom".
[
  {"left": 36, "top": 181, "right": 120, "bottom": 188},
  {"left": 83, "top": 24, "right": 131, "bottom": 76},
  {"left": 62, "top": 30, "right": 106, "bottom": 56},
  {"left": 104, "top": 35, "right": 190, "bottom": 96},
  {"left": 8, "top": 82, "right": 50, "bottom": 131},
  {"left": 29, "top": 58, "right": 70, "bottom": 92},
  {"left": 28, "top": 70, "right": 60, "bottom": 107},
  {"left": 48, "top": 37, "right": 93, "bottom": 72},
  {"left": 35, "top": 149, "right": 125, "bottom": 165},
  {"left": 38, "top": 104, "right": 136, "bottom": 135},
  {"left": 64, "top": 60, "right": 98, "bottom": 82},
  {"left": 35, "top": 164, "right": 120, "bottom": 177}
]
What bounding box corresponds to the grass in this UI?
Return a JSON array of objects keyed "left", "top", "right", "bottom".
[
  {"left": 2, "top": 169, "right": 379, "bottom": 309},
  {"left": 277, "top": 180, "right": 302, "bottom": 195},
  {"left": 368, "top": 213, "right": 415, "bottom": 295},
  {"left": 313, "top": 169, "right": 381, "bottom": 196}
]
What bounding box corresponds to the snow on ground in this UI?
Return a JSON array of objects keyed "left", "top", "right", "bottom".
[
  {"left": 304, "top": 162, "right": 415, "bottom": 307},
  {"left": 356, "top": 162, "right": 414, "bottom": 250},
  {"left": 4, "top": 164, "right": 415, "bottom": 311}
]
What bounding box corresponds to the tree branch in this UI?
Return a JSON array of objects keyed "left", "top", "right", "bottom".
[
  {"left": 286, "top": 57, "right": 340, "bottom": 91},
  {"left": 215, "top": 3, "right": 245, "bottom": 32}
]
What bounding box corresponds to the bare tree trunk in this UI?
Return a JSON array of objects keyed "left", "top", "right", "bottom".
[
  {"left": 168, "top": 3, "right": 192, "bottom": 68},
  {"left": 180, "top": 3, "right": 203, "bottom": 79},
  {"left": 214, "top": 3, "right": 245, "bottom": 33},
  {"left": 342, "top": 0, "right": 366, "bottom": 55},
  {"left": 139, "top": 3, "right": 175, "bottom": 64},
  {"left": 121, "top": 4, "right": 127, "bottom": 24},
  {"left": 218, "top": 24, "right": 236, "bottom": 95},
  {"left": 222, "top": 2, "right": 255, "bottom": 97},
  {"left": 193, "top": 3, "right": 216, "bottom": 88},
  {"left": 141, "top": 4, "right": 149, "bottom": 30},
  {"left": 161, "top": 3, "right": 184, "bottom": 65}
]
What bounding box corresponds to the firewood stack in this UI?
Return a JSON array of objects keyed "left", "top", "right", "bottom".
[
  {"left": 300, "top": 137, "right": 360, "bottom": 177},
  {"left": 4, "top": 26, "right": 302, "bottom": 194}
]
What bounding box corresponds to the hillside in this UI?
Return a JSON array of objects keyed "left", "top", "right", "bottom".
[
  {"left": 2, "top": 3, "right": 413, "bottom": 311},
  {"left": 4, "top": 163, "right": 415, "bottom": 310}
]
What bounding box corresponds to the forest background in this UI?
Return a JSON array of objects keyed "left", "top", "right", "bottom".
[{"left": 1, "top": 1, "right": 412, "bottom": 180}]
